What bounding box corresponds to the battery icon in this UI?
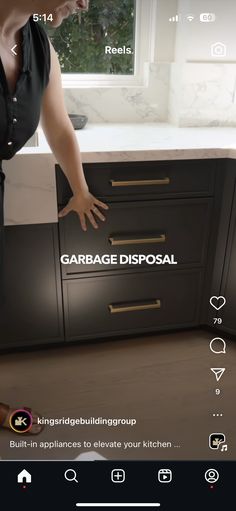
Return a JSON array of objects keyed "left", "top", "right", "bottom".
[{"left": 200, "top": 13, "right": 216, "bottom": 22}]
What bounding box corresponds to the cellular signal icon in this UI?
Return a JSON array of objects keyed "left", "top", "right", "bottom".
[{"left": 169, "top": 14, "right": 180, "bottom": 23}]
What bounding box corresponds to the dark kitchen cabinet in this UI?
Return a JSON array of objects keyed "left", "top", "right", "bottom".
[
  {"left": 208, "top": 160, "right": 236, "bottom": 335},
  {"left": 219, "top": 180, "right": 236, "bottom": 335},
  {"left": 1, "top": 157, "right": 235, "bottom": 351},
  {"left": 57, "top": 159, "right": 222, "bottom": 342},
  {"left": 63, "top": 269, "right": 203, "bottom": 341},
  {"left": 0, "top": 224, "right": 63, "bottom": 349},
  {"left": 59, "top": 198, "right": 213, "bottom": 277},
  {"left": 56, "top": 159, "right": 216, "bottom": 204}
]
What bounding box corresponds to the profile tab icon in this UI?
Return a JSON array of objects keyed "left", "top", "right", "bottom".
[{"left": 205, "top": 469, "right": 219, "bottom": 484}]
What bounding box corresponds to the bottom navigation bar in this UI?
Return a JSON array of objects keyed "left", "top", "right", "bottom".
[{"left": 0, "top": 460, "right": 233, "bottom": 511}]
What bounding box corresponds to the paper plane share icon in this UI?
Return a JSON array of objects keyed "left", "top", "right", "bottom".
[{"left": 211, "top": 368, "right": 225, "bottom": 382}]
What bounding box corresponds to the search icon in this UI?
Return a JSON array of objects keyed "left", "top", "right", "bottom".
[
  {"left": 210, "top": 337, "right": 226, "bottom": 354},
  {"left": 64, "top": 469, "right": 78, "bottom": 483}
]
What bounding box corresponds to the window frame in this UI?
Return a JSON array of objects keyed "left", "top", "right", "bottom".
[{"left": 60, "top": 0, "right": 157, "bottom": 88}]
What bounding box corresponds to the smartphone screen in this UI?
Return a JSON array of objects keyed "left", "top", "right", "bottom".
[{"left": 0, "top": 0, "right": 235, "bottom": 508}]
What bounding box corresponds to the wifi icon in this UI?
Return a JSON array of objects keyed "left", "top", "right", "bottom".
[{"left": 186, "top": 14, "right": 195, "bottom": 22}]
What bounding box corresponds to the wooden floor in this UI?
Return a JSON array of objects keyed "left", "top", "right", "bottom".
[{"left": 0, "top": 329, "right": 235, "bottom": 460}]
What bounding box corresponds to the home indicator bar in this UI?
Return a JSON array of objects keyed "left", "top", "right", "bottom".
[{"left": 76, "top": 504, "right": 161, "bottom": 508}]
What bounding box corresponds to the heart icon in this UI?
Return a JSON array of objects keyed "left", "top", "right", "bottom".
[{"left": 210, "top": 296, "right": 226, "bottom": 310}]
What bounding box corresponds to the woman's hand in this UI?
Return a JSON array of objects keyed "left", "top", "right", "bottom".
[{"left": 58, "top": 190, "right": 109, "bottom": 231}]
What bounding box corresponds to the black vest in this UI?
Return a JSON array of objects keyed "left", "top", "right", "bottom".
[{"left": 0, "top": 17, "right": 50, "bottom": 160}]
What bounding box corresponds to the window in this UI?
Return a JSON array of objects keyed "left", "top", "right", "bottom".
[
  {"left": 46, "top": 0, "right": 136, "bottom": 75},
  {"left": 45, "top": 0, "right": 156, "bottom": 87}
]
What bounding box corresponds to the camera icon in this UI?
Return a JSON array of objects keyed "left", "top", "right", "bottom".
[{"left": 211, "top": 42, "right": 227, "bottom": 58}]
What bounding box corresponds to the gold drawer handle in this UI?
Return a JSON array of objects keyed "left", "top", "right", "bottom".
[
  {"left": 109, "top": 234, "right": 166, "bottom": 246},
  {"left": 110, "top": 178, "right": 170, "bottom": 187},
  {"left": 108, "top": 299, "right": 161, "bottom": 314}
]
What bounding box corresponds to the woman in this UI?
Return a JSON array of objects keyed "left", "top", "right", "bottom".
[{"left": 0, "top": 0, "right": 108, "bottom": 434}]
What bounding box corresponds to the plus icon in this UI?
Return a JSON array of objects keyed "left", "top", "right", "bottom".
[{"left": 111, "top": 469, "right": 126, "bottom": 483}]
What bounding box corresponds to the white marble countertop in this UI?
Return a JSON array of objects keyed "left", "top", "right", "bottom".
[
  {"left": 17, "top": 123, "right": 236, "bottom": 160},
  {"left": 3, "top": 122, "right": 236, "bottom": 226}
]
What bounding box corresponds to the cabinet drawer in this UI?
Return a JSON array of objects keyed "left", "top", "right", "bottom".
[
  {"left": 56, "top": 160, "right": 216, "bottom": 204},
  {"left": 63, "top": 270, "right": 203, "bottom": 340},
  {"left": 59, "top": 199, "right": 212, "bottom": 277}
]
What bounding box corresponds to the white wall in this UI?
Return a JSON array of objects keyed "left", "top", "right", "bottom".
[
  {"left": 155, "top": 0, "right": 177, "bottom": 62},
  {"left": 175, "top": 0, "right": 236, "bottom": 62},
  {"left": 167, "top": 0, "right": 236, "bottom": 126}
]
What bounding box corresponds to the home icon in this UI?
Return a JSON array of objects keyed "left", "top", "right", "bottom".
[{"left": 17, "top": 469, "right": 32, "bottom": 484}]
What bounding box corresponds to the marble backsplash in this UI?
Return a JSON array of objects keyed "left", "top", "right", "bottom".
[
  {"left": 169, "top": 63, "right": 236, "bottom": 127},
  {"left": 63, "top": 62, "right": 236, "bottom": 127},
  {"left": 64, "top": 63, "right": 170, "bottom": 123}
]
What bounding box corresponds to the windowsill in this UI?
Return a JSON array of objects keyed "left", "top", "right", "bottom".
[{"left": 61, "top": 64, "right": 150, "bottom": 89}]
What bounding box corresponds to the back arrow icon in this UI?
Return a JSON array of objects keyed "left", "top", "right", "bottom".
[{"left": 11, "top": 44, "right": 17, "bottom": 56}]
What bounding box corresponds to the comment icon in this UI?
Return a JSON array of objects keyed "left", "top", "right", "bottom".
[{"left": 210, "top": 338, "right": 226, "bottom": 354}]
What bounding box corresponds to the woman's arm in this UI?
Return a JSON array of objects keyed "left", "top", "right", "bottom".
[{"left": 40, "top": 42, "right": 108, "bottom": 231}]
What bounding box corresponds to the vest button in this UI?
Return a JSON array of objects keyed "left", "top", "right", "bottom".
[{"left": 12, "top": 97, "right": 17, "bottom": 102}]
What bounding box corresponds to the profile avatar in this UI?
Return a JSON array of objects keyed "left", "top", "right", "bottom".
[{"left": 9, "top": 409, "right": 33, "bottom": 434}]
